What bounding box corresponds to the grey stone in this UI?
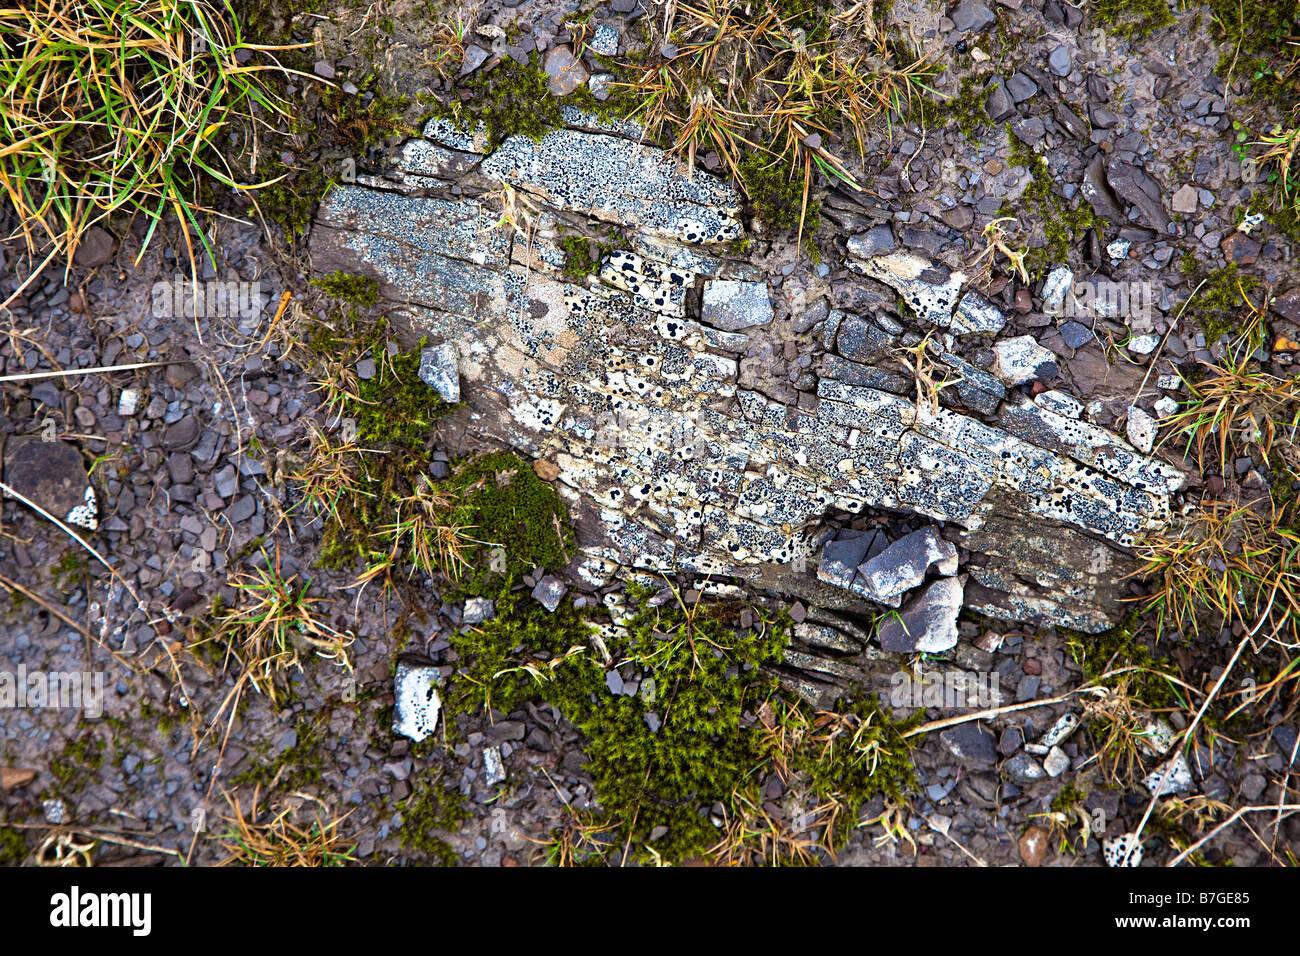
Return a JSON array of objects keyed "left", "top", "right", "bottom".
[
  {"left": 985, "top": 78, "right": 1015, "bottom": 123},
  {"left": 701, "top": 280, "right": 773, "bottom": 331},
  {"left": 1107, "top": 159, "right": 1171, "bottom": 232},
  {"left": 1006, "top": 72, "right": 1039, "bottom": 102},
  {"left": 531, "top": 575, "right": 567, "bottom": 612},
  {"left": 544, "top": 46, "right": 588, "bottom": 96},
  {"left": 1004, "top": 752, "right": 1046, "bottom": 783},
  {"left": 950, "top": 0, "right": 995, "bottom": 32},
  {"left": 939, "top": 722, "right": 997, "bottom": 768},
  {"left": 227, "top": 495, "right": 256, "bottom": 523},
  {"left": 846, "top": 224, "right": 895, "bottom": 258},
  {"left": 877, "top": 576, "right": 964, "bottom": 653},
  {"left": 463, "top": 597, "right": 496, "bottom": 625},
  {"left": 1059, "top": 320, "right": 1094, "bottom": 349},
  {"left": 1048, "top": 45, "right": 1071, "bottom": 77},
  {"left": 817, "top": 532, "right": 873, "bottom": 590},
  {"left": 858, "top": 527, "right": 958, "bottom": 603},
  {"left": 418, "top": 342, "right": 460, "bottom": 403},
  {"left": 1171, "top": 184, "right": 1198, "bottom": 214}
]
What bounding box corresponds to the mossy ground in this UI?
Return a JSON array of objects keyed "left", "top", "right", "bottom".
[
  {"left": 442, "top": 584, "right": 915, "bottom": 864},
  {"left": 1176, "top": 263, "right": 1262, "bottom": 343},
  {"left": 1000, "top": 129, "right": 1104, "bottom": 278},
  {"left": 1091, "top": 0, "right": 1175, "bottom": 40}
]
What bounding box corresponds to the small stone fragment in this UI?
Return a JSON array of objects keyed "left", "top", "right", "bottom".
[
  {"left": 1019, "top": 826, "right": 1049, "bottom": 866},
  {"left": 418, "top": 342, "right": 460, "bottom": 403},
  {"left": 991, "top": 335, "right": 1058, "bottom": 386},
  {"left": 531, "top": 575, "right": 567, "bottom": 612},
  {"left": 544, "top": 46, "right": 589, "bottom": 96},
  {"left": 877, "top": 575, "right": 964, "bottom": 653},
  {"left": 1142, "top": 751, "right": 1194, "bottom": 797},
  {"left": 1103, "top": 832, "right": 1143, "bottom": 867},
  {"left": 858, "top": 527, "right": 958, "bottom": 603},
  {"left": 393, "top": 661, "right": 442, "bottom": 742},
  {"left": 463, "top": 597, "right": 496, "bottom": 625},
  {"left": 1171, "top": 184, "right": 1199, "bottom": 214},
  {"left": 1041, "top": 265, "right": 1074, "bottom": 316},
  {"left": 701, "top": 280, "right": 773, "bottom": 331},
  {"left": 1126, "top": 406, "right": 1156, "bottom": 453}
]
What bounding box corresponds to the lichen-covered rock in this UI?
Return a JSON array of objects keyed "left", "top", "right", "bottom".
[
  {"left": 991, "top": 335, "right": 1058, "bottom": 386},
  {"left": 419, "top": 342, "right": 460, "bottom": 403},
  {"left": 479, "top": 128, "right": 742, "bottom": 243},
  {"left": 393, "top": 661, "right": 442, "bottom": 742},
  {"left": 701, "top": 279, "right": 773, "bottom": 331},
  {"left": 309, "top": 111, "right": 1186, "bottom": 636}
]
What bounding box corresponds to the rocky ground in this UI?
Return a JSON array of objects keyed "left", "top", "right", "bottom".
[{"left": 1, "top": 0, "right": 1298, "bottom": 867}]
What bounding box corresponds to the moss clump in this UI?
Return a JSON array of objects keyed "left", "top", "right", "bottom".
[
  {"left": 1001, "top": 129, "right": 1104, "bottom": 277},
  {"left": 454, "top": 54, "right": 564, "bottom": 149},
  {"left": 313, "top": 271, "right": 381, "bottom": 307},
  {"left": 739, "top": 152, "right": 822, "bottom": 247},
  {"left": 441, "top": 451, "right": 574, "bottom": 595},
  {"left": 1066, "top": 608, "right": 1179, "bottom": 709},
  {"left": 1050, "top": 783, "right": 1087, "bottom": 814},
  {"left": 232, "top": 717, "right": 327, "bottom": 792},
  {"left": 398, "top": 775, "right": 468, "bottom": 865},
  {"left": 353, "top": 338, "right": 450, "bottom": 448},
  {"left": 559, "top": 233, "right": 614, "bottom": 280},
  {"left": 322, "top": 86, "right": 413, "bottom": 152},
  {"left": 0, "top": 827, "right": 26, "bottom": 866},
  {"left": 1092, "top": 0, "right": 1175, "bottom": 40},
  {"left": 254, "top": 161, "right": 336, "bottom": 240},
  {"left": 50, "top": 731, "right": 105, "bottom": 795},
  {"left": 1177, "top": 263, "right": 1262, "bottom": 342},
  {"left": 914, "top": 74, "right": 992, "bottom": 139},
  {"left": 446, "top": 586, "right": 914, "bottom": 864}
]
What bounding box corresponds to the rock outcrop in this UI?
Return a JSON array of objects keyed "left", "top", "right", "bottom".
[{"left": 309, "top": 110, "right": 1186, "bottom": 664}]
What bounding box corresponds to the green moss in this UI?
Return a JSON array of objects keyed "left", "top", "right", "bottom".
[
  {"left": 397, "top": 775, "right": 468, "bottom": 864},
  {"left": 353, "top": 337, "right": 451, "bottom": 448},
  {"left": 254, "top": 161, "right": 336, "bottom": 240},
  {"left": 1001, "top": 129, "right": 1104, "bottom": 278},
  {"left": 1092, "top": 0, "right": 1175, "bottom": 40},
  {"left": 51, "top": 550, "right": 86, "bottom": 594},
  {"left": 232, "top": 716, "right": 328, "bottom": 791},
  {"left": 321, "top": 85, "right": 414, "bottom": 152},
  {"left": 738, "top": 152, "right": 822, "bottom": 246},
  {"left": 312, "top": 271, "right": 381, "bottom": 306},
  {"left": 914, "top": 74, "right": 992, "bottom": 139},
  {"left": 1176, "top": 263, "right": 1262, "bottom": 342},
  {"left": 50, "top": 730, "right": 106, "bottom": 796},
  {"left": 442, "top": 451, "right": 575, "bottom": 596},
  {"left": 0, "top": 826, "right": 26, "bottom": 866},
  {"left": 559, "top": 233, "right": 614, "bottom": 280},
  {"left": 453, "top": 54, "right": 564, "bottom": 149},
  {"left": 445, "top": 586, "right": 914, "bottom": 863},
  {"left": 1050, "top": 784, "right": 1087, "bottom": 814},
  {"left": 1065, "top": 608, "right": 1179, "bottom": 709},
  {"left": 1207, "top": 0, "right": 1299, "bottom": 55}
]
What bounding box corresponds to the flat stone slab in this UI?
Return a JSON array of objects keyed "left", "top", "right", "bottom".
[{"left": 308, "top": 112, "right": 1187, "bottom": 635}]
